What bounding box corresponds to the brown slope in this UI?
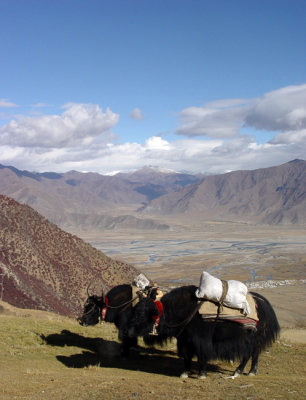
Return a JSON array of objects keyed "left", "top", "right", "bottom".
[
  {"left": 0, "top": 165, "right": 200, "bottom": 229},
  {"left": 0, "top": 195, "right": 138, "bottom": 316},
  {"left": 141, "top": 159, "right": 306, "bottom": 225},
  {"left": 0, "top": 166, "right": 148, "bottom": 221},
  {"left": 64, "top": 213, "right": 170, "bottom": 230}
]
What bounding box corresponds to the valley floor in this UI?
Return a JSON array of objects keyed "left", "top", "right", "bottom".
[{"left": 74, "top": 222, "right": 306, "bottom": 328}]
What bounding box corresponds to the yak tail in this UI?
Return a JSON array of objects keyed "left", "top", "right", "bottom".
[{"left": 250, "top": 291, "right": 280, "bottom": 351}]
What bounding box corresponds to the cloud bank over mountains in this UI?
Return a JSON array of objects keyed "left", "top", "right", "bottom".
[
  {"left": 177, "top": 84, "right": 306, "bottom": 141},
  {"left": 0, "top": 84, "right": 305, "bottom": 174}
]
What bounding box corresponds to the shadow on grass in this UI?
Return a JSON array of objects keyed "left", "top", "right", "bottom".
[
  {"left": 41, "top": 329, "right": 229, "bottom": 378},
  {"left": 41, "top": 329, "right": 103, "bottom": 352}
]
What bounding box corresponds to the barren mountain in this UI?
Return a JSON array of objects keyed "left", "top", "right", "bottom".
[
  {"left": 0, "top": 164, "right": 199, "bottom": 229},
  {"left": 0, "top": 195, "right": 138, "bottom": 316},
  {"left": 141, "top": 159, "right": 306, "bottom": 225},
  {"left": 0, "top": 160, "right": 305, "bottom": 228}
]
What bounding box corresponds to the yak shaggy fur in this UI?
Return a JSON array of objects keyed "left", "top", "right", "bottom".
[{"left": 128, "top": 285, "right": 280, "bottom": 379}]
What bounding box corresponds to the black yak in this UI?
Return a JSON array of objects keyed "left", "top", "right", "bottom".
[
  {"left": 127, "top": 285, "right": 280, "bottom": 379},
  {"left": 78, "top": 283, "right": 155, "bottom": 357}
]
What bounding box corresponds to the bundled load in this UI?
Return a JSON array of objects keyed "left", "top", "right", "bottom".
[
  {"left": 195, "top": 271, "right": 250, "bottom": 315},
  {"left": 133, "top": 273, "right": 150, "bottom": 290}
]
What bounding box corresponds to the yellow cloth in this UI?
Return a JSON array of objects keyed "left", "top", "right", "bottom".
[
  {"left": 132, "top": 285, "right": 141, "bottom": 307},
  {"left": 199, "top": 294, "right": 258, "bottom": 321}
]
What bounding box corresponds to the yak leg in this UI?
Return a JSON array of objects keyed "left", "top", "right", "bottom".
[
  {"left": 180, "top": 352, "right": 192, "bottom": 378},
  {"left": 178, "top": 342, "right": 192, "bottom": 378},
  {"left": 248, "top": 349, "right": 259, "bottom": 376},
  {"left": 120, "top": 332, "right": 137, "bottom": 358},
  {"left": 232, "top": 354, "right": 251, "bottom": 378},
  {"left": 197, "top": 356, "right": 208, "bottom": 379},
  {"left": 196, "top": 343, "right": 208, "bottom": 379}
]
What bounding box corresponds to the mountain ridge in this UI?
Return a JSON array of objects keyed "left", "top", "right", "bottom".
[
  {"left": 141, "top": 159, "right": 306, "bottom": 225},
  {"left": 0, "top": 160, "right": 305, "bottom": 227},
  {"left": 0, "top": 164, "right": 200, "bottom": 229}
]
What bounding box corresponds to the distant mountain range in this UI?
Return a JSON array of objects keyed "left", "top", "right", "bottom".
[
  {"left": 0, "top": 164, "right": 201, "bottom": 229},
  {"left": 0, "top": 160, "right": 305, "bottom": 227},
  {"left": 141, "top": 159, "right": 306, "bottom": 225},
  {"left": 0, "top": 195, "right": 138, "bottom": 315}
]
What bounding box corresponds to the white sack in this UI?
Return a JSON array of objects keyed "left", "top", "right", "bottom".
[
  {"left": 195, "top": 271, "right": 250, "bottom": 315},
  {"left": 133, "top": 273, "right": 150, "bottom": 289}
]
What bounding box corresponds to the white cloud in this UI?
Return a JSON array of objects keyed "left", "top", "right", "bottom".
[
  {"left": 129, "top": 107, "right": 143, "bottom": 120},
  {"left": 145, "top": 136, "right": 170, "bottom": 149},
  {"left": 176, "top": 84, "right": 306, "bottom": 139},
  {"left": 0, "top": 131, "right": 304, "bottom": 175},
  {"left": 0, "top": 99, "right": 18, "bottom": 108},
  {"left": 0, "top": 103, "right": 119, "bottom": 148},
  {"left": 269, "top": 129, "right": 306, "bottom": 145},
  {"left": 0, "top": 84, "right": 305, "bottom": 175},
  {"left": 244, "top": 84, "right": 306, "bottom": 132},
  {"left": 176, "top": 100, "right": 250, "bottom": 138}
]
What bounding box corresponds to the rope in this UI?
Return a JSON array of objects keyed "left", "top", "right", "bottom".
[
  {"left": 217, "top": 280, "right": 229, "bottom": 314},
  {"left": 163, "top": 300, "right": 204, "bottom": 337},
  {"left": 106, "top": 295, "right": 139, "bottom": 310},
  {"left": 105, "top": 286, "right": 152, "bottom": 310},
  {"left": 82, "top": 302, "right": 99, "bottom": 317}
]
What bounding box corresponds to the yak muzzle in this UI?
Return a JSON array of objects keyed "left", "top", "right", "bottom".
[{"left": 77, "top": 317, "right": 86, "bottom": 326}]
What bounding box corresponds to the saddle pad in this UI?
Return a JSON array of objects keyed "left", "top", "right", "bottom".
[
  {"left": 199, "top": 293, "right": 258, "bottom": 321},
  {"left": 132, "top": 285, "right": 140, "bottom": 307}
]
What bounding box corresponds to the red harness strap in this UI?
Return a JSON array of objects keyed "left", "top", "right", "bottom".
[
  {"left": 153, "top": 300, "right": 163, "bottom": 327},
  {"left": 231, "top": 317, "right": 258, "bottom": 329},
  {"left": 101, "top": 296, "right": 109, "bottom": 321}
]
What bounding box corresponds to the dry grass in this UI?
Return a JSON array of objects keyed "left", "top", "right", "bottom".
[{"left": 0, "top": 308, "right": 305, "bottom": 400}]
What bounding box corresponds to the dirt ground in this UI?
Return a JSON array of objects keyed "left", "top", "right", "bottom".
[{"left": 0, "top": 306, "right": 305, "bottom": 400}]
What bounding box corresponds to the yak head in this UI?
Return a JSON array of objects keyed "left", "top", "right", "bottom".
[
  {"left": 127, "top": 297, "right": 159, "bottom": 338},
  {"left": 78, "top": 283, "right": 106, "bottom": 327}
]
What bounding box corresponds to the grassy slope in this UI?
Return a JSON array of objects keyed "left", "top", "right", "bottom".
[{"left": 0, "top": 306, "right": 305, "bottom": 400}]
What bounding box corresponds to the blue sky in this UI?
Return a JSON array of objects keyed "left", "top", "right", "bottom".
[{"left": 0, "top": 0, "right": 305, "bottom": 175}]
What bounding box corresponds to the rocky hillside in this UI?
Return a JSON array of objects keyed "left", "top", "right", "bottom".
[
  {"left": 141, "top": 159, "right": 306, "bottom": 225},
  {"left": 0, "top": 195, "right": 138, "bottom": 316}
]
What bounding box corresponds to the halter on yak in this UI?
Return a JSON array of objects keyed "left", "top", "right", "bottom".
[{"left": 85, "top": 273, "right": 163, "bottom": 324}]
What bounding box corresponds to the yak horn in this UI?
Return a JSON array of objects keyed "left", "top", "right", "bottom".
[
  {"left": 102, "top": 285, "right": 106, "bottom": 301},
  {"left": 87, "top": 281, "right": 94, "bottom": 297}
]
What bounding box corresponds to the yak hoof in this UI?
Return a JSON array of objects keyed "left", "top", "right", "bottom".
[
  {"left": 197, "top": 373, "right": 207, "bottom": 380},
  {"left": 231, "top": 371, "right": 241, "bottom": 379},
  {"left": 180, "top": 371, "right": 190, "bottom": 379},
  {"left": 248, "top": 371, "right": 257, "bottom": 377}
]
